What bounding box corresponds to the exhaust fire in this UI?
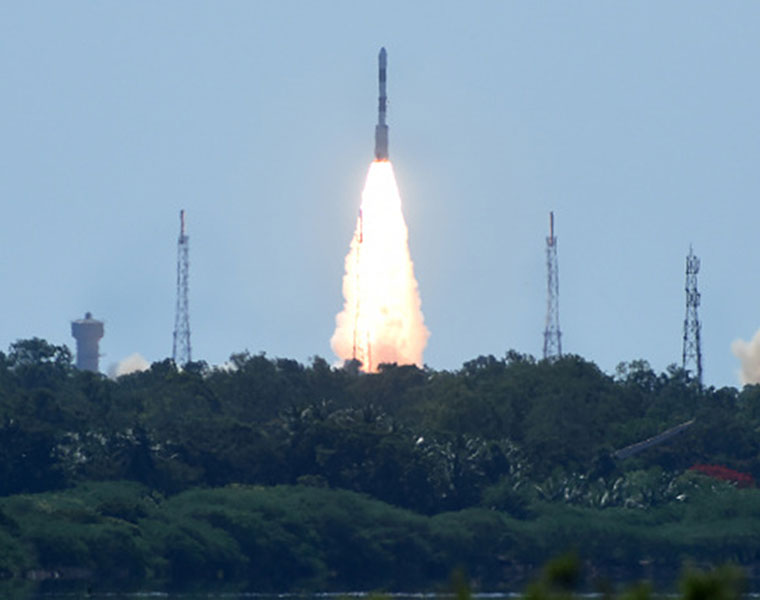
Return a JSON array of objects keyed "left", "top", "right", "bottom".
[{"left": 331, "top": 160, "right": 429, "bottom": 372}]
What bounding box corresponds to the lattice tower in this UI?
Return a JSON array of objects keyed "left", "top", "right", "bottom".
[
  {"left": 352, "top": 209, "right": 372, "bottom": 371},
  {"left": 543, "top": 212, "right": 562, "bottom": 359},
  {"left": 172, "top": 209, "right": 192, "bottom": 366},
  {"left": 682, "top": 246, "right": 702, "bottom": 384}
]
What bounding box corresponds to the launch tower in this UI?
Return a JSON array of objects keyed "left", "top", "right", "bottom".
[
  {"left": 172, "top": 209, "right": 192, "bottom": 366},
  {"left": 71, "top": 312, "right": 104, "bottom": 372},
  {"left": 682, "top": 246, "right": 702, "bottom": 384},
  {"left": 543, "top": 212, "right": 562, "bottom": 359}
]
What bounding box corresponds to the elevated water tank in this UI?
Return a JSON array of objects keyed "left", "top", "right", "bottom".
[{"left": 71, "top": 312, "right": 104, "bottom": 372}]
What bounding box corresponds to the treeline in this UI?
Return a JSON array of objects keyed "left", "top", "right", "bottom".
[
  {"left": 2, "top": 339, "right": 759, "bottom": 512},
  {"left": 1, "top": 338, "right": 760, "bottom": 588},
  {"left": 0, "top": 479, "right": 758, "bottom": 591}
]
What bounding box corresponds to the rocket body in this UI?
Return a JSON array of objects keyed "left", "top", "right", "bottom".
[{"left": 374, "top": 47, "right": 389, "bottom": 160}]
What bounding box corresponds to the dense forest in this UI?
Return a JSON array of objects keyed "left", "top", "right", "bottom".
[{"left": 1, "top": 337, "right": 760, "bottom": 593}]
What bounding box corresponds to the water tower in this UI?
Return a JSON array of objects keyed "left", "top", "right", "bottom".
[{"left": 71, "top": 312, "right": 104, "bottom": 372}]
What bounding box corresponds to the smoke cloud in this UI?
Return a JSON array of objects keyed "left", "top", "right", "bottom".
[
  {"left": 331, "top": 160, "right": 429, "bottom": 371},
  {"left": 108, "top": 353, "right": 150, "bottom": 378},
  {"left": 731, "top": 329, "right": 760, "bottom": 385}
]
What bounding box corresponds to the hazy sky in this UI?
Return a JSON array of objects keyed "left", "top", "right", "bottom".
[{"left": 2, "top": 2, "right": 759, "bottom": 387}]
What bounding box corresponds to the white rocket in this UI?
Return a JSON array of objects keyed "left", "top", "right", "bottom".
[{"left": 374, "top": 47, "right": 389, "bottom": 160}]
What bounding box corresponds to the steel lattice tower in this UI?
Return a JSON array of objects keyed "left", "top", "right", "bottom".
[
  {"left": 172, "top": 209, "right": 192, "bottom": 366},
  {"left": 682, "top": 246, "right": 702, "bottom": 384},
  {"left": 543, "top": 212, "right": 562, "bottom": 359}
]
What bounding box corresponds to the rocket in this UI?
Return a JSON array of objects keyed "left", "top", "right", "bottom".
[{"left": 374, "top": 47, "right": 389, "bottom": 160}]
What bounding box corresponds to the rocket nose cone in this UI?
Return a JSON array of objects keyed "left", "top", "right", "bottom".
[{"left": 379, "top": 47, "right": 387, "bottom": 65}]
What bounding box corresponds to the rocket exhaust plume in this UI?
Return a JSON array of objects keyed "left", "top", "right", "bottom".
[
  {"left": 331, "top": 48, "right": 429, "bottom": 372},
  {"left": 108, "top": 353, "right": 150, "bottom": 379},
  {"left": 331, "top": 161, "right": 429, "bottom": 371},
  {"left": 732, "top": 329, "right": 760, "bottom": 385}
]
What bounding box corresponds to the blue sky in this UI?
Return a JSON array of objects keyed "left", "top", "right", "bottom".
[{"left": 1, "top": 2, "right": 759, "bottom": 387}]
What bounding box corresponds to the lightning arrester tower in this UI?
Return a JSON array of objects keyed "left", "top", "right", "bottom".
[
  {"left": 682, "top": 246, "right": 702, "bottom": 384},
  {"left": 172, "top": 209, "right": 192, "bottom": 366},
  {"left": 543, "top": 212, "right": 562, "bottom": 359}
]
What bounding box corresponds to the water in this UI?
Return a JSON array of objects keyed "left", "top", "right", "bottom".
[{"left": 0, "top": 590, "right": 526, "bottom": 600}]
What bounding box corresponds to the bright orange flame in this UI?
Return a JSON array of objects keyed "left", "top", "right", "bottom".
[{"left": 331, "top": 160, "right": 429, "bottom": 372}]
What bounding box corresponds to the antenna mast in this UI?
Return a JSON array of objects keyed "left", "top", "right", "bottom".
[
  {"left": 172, "top": 210, "right": 192, "bottom": 366},
  {"left": 543, "top": 211, "right": 562, "bottom": 359},
  {"left": 682, "top": 246, "right": 702, "bottom": 384},
  {"left": 352, "top": 210, "right": 372, "bottom": 371}
]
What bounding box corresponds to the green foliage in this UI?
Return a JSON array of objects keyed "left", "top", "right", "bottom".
[
  {"left": 680, "top": 565, "right": 746, "bottom": 600},
  {"left": 542, "top": 552, "right": 582, "bottom": 591},
  {"left": 0, "top": 481, "right": 757, "bottom": 592},
  {"left": 449, "top": 567, "right": 472, "bottom": 600},
  {"left": 481, "top": 477, "right": 536, "bottom": 518},
  {"left": 619, "top": 582, "right": 652, "bottom": 600},
  {"left": 0, "top": 339, "right": 757, "bottom": 512},
  {"left": 0, "top": 338, "right": 760, "bottom": 589},
  {"left": 523, "top": 552, "right": 582, "bottom": 600}
]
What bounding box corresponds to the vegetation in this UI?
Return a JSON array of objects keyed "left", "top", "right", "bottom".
[
  {"left": 1, "top": 480, "right": 759, "bottom": 592},
  {"left": 0, "top": 337, "right": 759, "bottom": 591}
]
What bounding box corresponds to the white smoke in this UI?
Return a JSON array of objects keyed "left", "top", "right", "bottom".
[
  {"left": 731, "top": 329, "right": 760, "bottom": 385},
  {"left": 108, "top": 353, "right": 150, "bottom": 378},
  {"left": 331, "top": 160, "right": 429, "bottom": 371}
]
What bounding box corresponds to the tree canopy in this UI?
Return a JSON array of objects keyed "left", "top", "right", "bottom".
[{"left": 0, "top": 340, "right": 759, "bottom": 590}]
